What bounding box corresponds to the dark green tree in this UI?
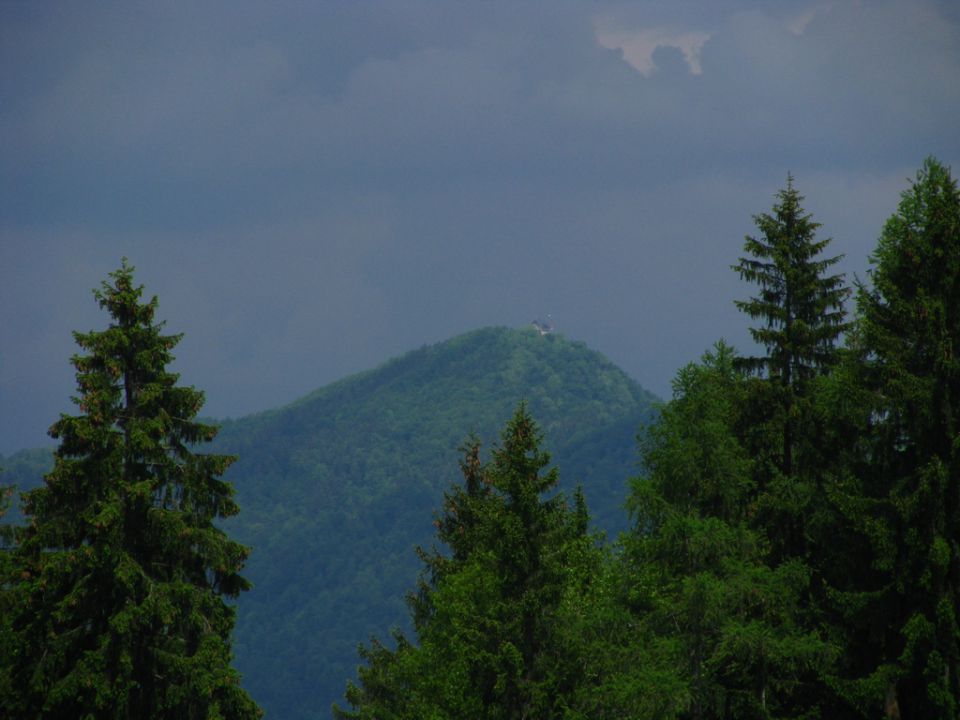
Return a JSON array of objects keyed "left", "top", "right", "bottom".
[
  {"left": 848, "top": 157, "right": 960, "bottom": 718},
  {"left": 0, "top": 475, "right": 17, "bottom": 706},
  {"left": 623, "top": 343, "right": 831, "bottom": 719},
  {"left": 734, "top": 175, "right": 850, "bottom": 393},
  {"left": 1, "top": 262, "right": 261, "bottom": 719},
  {"left": 733, "top": 177, "right": 850, "bottom": 571},
  {"left": 336, "top": 404, "right": 596, "bottom": 719},
  {"left": 733, "top": 175, "right": 849, "bottom": 479}
]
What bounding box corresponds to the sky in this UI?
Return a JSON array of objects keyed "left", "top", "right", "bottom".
[{"left": 2, "top": 1, "right": 959, "bottom": 455}]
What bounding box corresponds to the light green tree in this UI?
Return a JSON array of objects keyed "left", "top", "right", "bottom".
[
  {"left": 623, "top": 343, "right": 832, "bottom": 719},
  {"left": 336, "top": 404, "right": 596, "bottom": 719}
]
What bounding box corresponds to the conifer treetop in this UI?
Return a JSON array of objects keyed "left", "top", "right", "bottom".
[{"left": 4, "top": 261, "right": 261, "bottom": 719}]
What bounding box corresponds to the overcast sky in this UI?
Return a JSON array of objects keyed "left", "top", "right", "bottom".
[{"left": 2, "top": 1, "right": 959, "bottom": 455}]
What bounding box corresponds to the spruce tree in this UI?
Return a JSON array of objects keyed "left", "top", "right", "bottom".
[
  {"left": 734, "top": 175, "right": 849, "bottom": 477},
  {"left": 733, "top": 176, "right": 849, "bottom": 565},
  {"left": 734, "top": 176, "right": 849, "bottom": 392},
  {"left": 2, "top": 262, "right": 261, "bottom": 719},
  {"left": 336, "top": 404, "right": 595, "bottom": 719},
  {"left": 852, "top": 157, "right": 960, "bottom": 718}
]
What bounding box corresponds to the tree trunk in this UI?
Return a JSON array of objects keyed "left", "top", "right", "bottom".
[{"left": 884, "top": 681, "right": 900, "bottom": 720}]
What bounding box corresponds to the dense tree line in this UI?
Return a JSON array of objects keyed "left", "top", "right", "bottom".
[{"left": 336, "top": 157, "right": 960, "bottom": 719}]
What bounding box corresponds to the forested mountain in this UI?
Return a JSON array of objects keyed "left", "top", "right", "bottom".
[
  {"left": 211, "top": 326, "right": 658, "bottom": 718},
  {"left": 1, "top": 326, "right": 659, "bottom": 718},
  {"left": 0, "top": 448, "right": 51, "bottom": 524}
]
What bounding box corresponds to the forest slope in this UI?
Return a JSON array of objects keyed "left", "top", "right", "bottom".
[
  {"left": 214, "top": 326, "right": 657, "bottom": 718},
  {"left": 3, "top": 326, "right": 658, "bottom": 719}
]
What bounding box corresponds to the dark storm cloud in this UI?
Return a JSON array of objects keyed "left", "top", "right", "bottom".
[{"left": 2, "top": 1, "right": 958, "bottom": 454}]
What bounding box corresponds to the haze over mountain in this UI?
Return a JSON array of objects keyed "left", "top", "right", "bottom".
[{"left": 1, "top": 325, "right": 659, "bottom": 718}]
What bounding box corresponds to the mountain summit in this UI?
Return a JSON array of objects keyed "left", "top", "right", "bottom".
[{"left": 213, "top": 325, "right": 658, "bottom": 718}]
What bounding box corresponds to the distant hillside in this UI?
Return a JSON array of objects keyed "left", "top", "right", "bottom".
[
  {"left": 214, "top": 326, "right": 657, "bottom": 718},
  {"left": 0, "top": 447, "right": 54, "bottom": 523},
  {"left": 2, "top": 326, "right": 659, "bottom": 719}
]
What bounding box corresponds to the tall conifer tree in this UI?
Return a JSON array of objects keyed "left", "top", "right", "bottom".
[
  {"left": 734, "top": 175, "right": 849, "bottom": 475},
  {"left": 2, "top": 262, "right": 261, "bottom": 719},
  {"left": 733, "top": 177, "right": 849, "bottom": 562},
  {"left": 337, "top": 404, "right": 594, "bottom": 719},
  {"left": 852, "top": 157, "right": 960, "bottom": 718}
]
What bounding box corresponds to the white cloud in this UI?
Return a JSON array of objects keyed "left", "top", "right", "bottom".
[{"left": 594, "top": 19, "right": 710, "bottom": 76}]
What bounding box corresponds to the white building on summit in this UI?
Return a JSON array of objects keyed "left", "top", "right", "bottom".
[{"left": 531, "top": 315, "right": 554, "bottom": 335}]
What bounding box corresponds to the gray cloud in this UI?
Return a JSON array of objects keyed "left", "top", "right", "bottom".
[{"left": 2, "top": 0, "right": 958, "bottom": 454}]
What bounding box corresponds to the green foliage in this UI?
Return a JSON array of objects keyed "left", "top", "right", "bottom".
[
  {"left": 210, "top": 326, "right": 657, "bottom": 717},
  {"left": 336, "top": 404, "right": 601, "bottom": 720},
  {"left": 733, "top": 175, "right": 850, "bottom": 390},
  {"left": 0, "top": 472, "right": 17, "bottom": 706},
  {"left": 733, "top": 176, "right": 851, "bottom": 575},
  {"left": 1, "top": 262, "right": 260, "bottom": 719},
  {"left": 623, "top": 343, "right": 833, "bottom": 719},
  {"left": 846, "top": 157, "right": 960, "bottom": 718},
  {"left": 1, "top": 327, "right": 658, "bottom": 719}
]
